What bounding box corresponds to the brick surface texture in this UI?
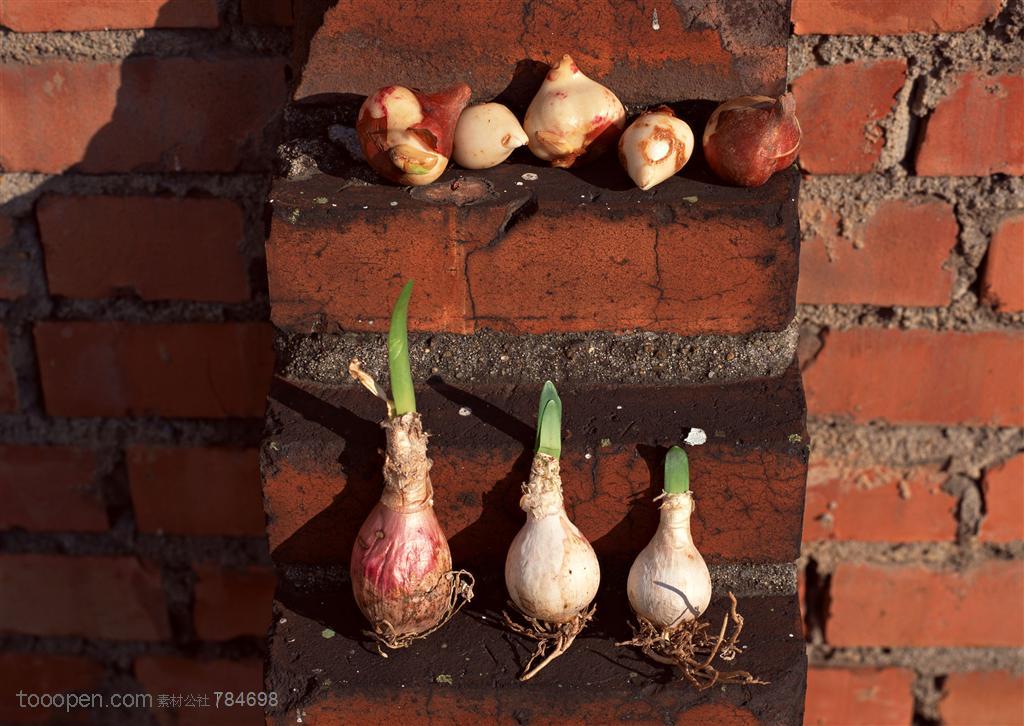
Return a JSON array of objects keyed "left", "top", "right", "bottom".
[{"left": 791, "top": 60, "right": 907, "bottom": 174}]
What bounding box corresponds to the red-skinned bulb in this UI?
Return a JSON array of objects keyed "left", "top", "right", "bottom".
[
  {"left": 702, "top": 93, "right": 801, "bottom": 187},
  {"left": 356, "top": 83, "right": 471, "bottom": 186}
]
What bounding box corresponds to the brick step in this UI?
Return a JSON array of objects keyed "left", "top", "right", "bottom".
[
  {"left": 266, "top": 573, "right": 805, "bottom": 724},
  {"left": 263, "top": 364, "right": 807, "bottom": 567},
  {"left": 295, "top": 0, "right": 788, "bottom": 104},
  {"left": 267, "top": 161, "right": 799, "bottom": 337}
]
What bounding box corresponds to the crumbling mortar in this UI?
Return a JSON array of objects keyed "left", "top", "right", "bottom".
[
  {"left": 806, "top": 645, "right": 1024, "bottom": 676},
  {"left": 0, "top": 414, "right": 265, "bottom": 448},
  {"left": 806, "top": 420, "right": 1024, "bottom": 479},
  {"left": 801, "top": 541, "right": 1024, "bottom": 573},
  {"left": 0, "top": 530, "right": 271, "bottom": 568},
  {"left": 275, "top": 321, "right": 800, "bottom": 388},
  {"left": 0, "top": 27, "right": 290, "bottom": 64}
]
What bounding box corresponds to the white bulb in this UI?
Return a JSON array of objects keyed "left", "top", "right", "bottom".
[
  {"left": 618, "top": 109, "right": 694, "bottom": 191},
  {"left": 626, "top": 491, "right": 711, "bottom": 629},
  {"left": 453, "top": 103, "right": 528, "bottom": 170},
  {"left": 505, "top": 453, "right": 600, "bottom": 623}
]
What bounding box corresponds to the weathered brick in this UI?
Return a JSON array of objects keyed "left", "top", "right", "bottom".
[
  {"left": 264, "top": 371, "right": 807, "bottom": 567},
  {"left": 296, "top": 0, "right": 788, "bottom": 104},
  {"left": 34, "top": 322, "right": 273, "bottom": 419},
  {"left": 0, "top": 555, "right": 171, "bottom": 640},
  {"left": 134, "top": 657, "right": 263, "bottom": 726},
  {"left": 0, "top": 0, "right": 219, "bottom": 30},
  {"left": 241, "top": 0, "right": 292, "bottom": 26},
  {"left": 827, "top": 561, "right": 1024, "bottom": 647},
  {"left": 0, "top": 58, "right": 287, "bottom": 173},
  {"left": 266, "top": 595, "right": 805, "bottom": 724},
  {"left": 940, "top": 671, "right": 1024, "bottom": 726},
  {"left": 797, "top": 197, "right": 956, "bottom": 306},
  {"left": 791, "top": 60, "right": 907, "bottom": 174},
  {"left": 804, "top": 668, "right": 914, "bottom": 726},
  {"left": 791, "top": 0, "right": 1005, "bottom": 34},
  {"left": 981, "top": 213, "right": 1024, "bottom": 313},
  {"left": 192, "top": 565, "right": 276, "bottom": 641},
  {"left": 804, "top": 329, "right": 1024, "bottom": 426},
  {"left": 980, "top": 454, "right": 1024, "bottom": 543},
  {"left": 0, "top": 327, "right": 16, "bottom": 412},
  {"left": 126, "top": 447, "right": 265, "bottom": 536},
  {"left": 267, "top": 166, "right": 799, "bottom": 335},
  {"left": 916, "top": 72, "right": 1024, "bottom": 177},
  {"left": 0, "top": 445, "right": 107, "bottom": 532},
  {"left": 0, "top": 653, "right": 106, "bottom": 724},
  {"left": 37, "top": 196, "right": 249, "bottom": 303},
  {"left": 291, "top": 694, "right": 759, "bottom": 725},
  {"left": 0, "top": 215, "right": 29, "bottom": 299},
  {"left": 803, "top": 459, "right": 956, "bottom": 542}
]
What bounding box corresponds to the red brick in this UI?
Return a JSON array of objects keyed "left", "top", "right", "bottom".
[
  {"left": 0, "top": 215, "right": 29, "bottom": 299},
  {"left": 192, "top": 564, "right": 276, "bottom": 641},
  {"left": 940, "top": 671, "right": 1024, "bottom": 726},
  {"left": 264, "top": 376, "right": 807, "bottom": 565},
  {"left": 0, "top": 0, "right": 218, "bottom": 30},
  {"left": 791, "top": 60, "right": 907, "bottom": 174},
  {"left": 0, "top": 445, "right": 107, "bottom": 532},
  {"left": 0, "top": 555, "right": 171, "bottom": 640},
  {"left": 804, "top": 668, "right": 914, "bottom": 726},
  {"left": 828, "top": 560, "right": 1024, "bottom": 647},
  {"left": 241, "top": 0, "right": 292, "bottom": 26},
  {"left": 37, "top": 196, "right": 249, "bottom": 303},
  {"left": 804, "top": 329, "right": 1024, "bottom": 426},
  {"left": 268, "top": 170, "right": 798, "bottom": 336},
  {"left": 0, "top": 327, "right": 16, "bottom": 412},
  {"left": 34, "top": 322, "right": 273, "bottom": 418},
  {"left": 289, "top": 691, "right": 758, "bottom": 726},
  {"left": 798, "top": 197, "right": 956, "bottom": 305},
  {"left": 126, "top": 446, "right": 265, "bottom": 536},
  {"left": 916, "top": 72, "right": 1024, "bottom": 177},
  {"left": 792, "top": 0, "right": 1004, "bottom": 34},
  {"left": 803, "top": 458, "right": 956, "bottom": 542},
  {"left": 0, "top": 57, "right": 287, "bottom": 173},
  {"left": 0, "top": 653, "right": 106, "bottom": 724},
  {"left": 980, "top": 454, "right": 1024, "bottom": 542},
  {"left": 981, "top": 213, "right": 1024, "bottom": 312},
  {"left": 134, "top": 657, "right": 262, "bottom": 726},
  {"left": 297, "top": 0, "right": 787, "bottom": 104}
]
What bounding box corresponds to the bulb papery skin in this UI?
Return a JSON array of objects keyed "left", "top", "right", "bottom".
[
  {"left": 626, "top": 492, "right": 711, "bottom": 630},
  {"left": 702, "top": 93, "right": 802, "bottom": 187},
  {"left": 618, "top": 107, "right": 694, "bottom": 190},
  {"left": 350, "top": 412, "right": 453, "bottom": 637},
  {"left": 357, "top": 83, "right": 472, "bottom": 185},
  {"left": 453, "top": 103, "right": 528, "bottom": 170},
  {"left": 505, "top": 453, "right": 601, "bottom": 623},
  {"left": 524, "top": 54, "right": 626, "bottom": 168}
]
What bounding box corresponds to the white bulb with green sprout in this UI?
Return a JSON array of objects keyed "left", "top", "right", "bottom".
[
  {"left": 626, "top": 446, "right": 712, "bottom": 629},
  {"left": 503, "top": 381, "right": 600, "bottom": 680}
]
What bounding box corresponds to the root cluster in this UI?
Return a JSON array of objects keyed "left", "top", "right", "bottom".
[
  {"left": 617, "top": 593, "right": 767, "bottom": 691},
  {"left": 503, "top": 604, "right": 596, "bottom": 681},
  {"left": 367, "top": 569, "right": 475, "bottom": 655}
]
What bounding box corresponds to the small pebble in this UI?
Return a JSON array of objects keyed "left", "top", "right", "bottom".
[
  {"left": 458, "top": 406, "right": 472, "bottom": 416},
  {"left": 521, "top": 172, "right": 538, "bottom": 181}
]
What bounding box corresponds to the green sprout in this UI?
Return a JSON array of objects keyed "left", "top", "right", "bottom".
[
  {"left": 664, "top": 445, "right": 690, "bottom": 494},
  {"left": 535, "top": 380, "right": 562, "bottom": 458},
  {"left": 388, "top": 280, "right": 416, "bottom": 416}
]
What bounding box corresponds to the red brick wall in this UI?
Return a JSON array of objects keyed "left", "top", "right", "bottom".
[
  {"left": 791, "top": 1, "right": 1024, "bottom": 723},
  {"left": 0, "top": 2, "right": 290, "bottom": 723}
]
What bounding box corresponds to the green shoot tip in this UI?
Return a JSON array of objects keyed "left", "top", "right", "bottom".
[
  {"left": 388, "top": 280, "right": 416, "bottom": 416},
  {"left": 664, "top": 445, "right": 690, "bottom": 494}
]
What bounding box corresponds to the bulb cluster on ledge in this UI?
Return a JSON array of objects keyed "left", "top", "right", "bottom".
[{"left": 355, "top": 53, "right": 802, "bottom": 190}]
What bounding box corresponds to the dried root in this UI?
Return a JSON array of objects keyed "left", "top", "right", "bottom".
[
  {"left": 617, "top": 592, "right": 767, "bottom": 691},
  {"left": 503, "top": 604, "right": 596, "bottom": 681},
  {"left": 366, "top": 569, "right": 475, "bottom": 656}
]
